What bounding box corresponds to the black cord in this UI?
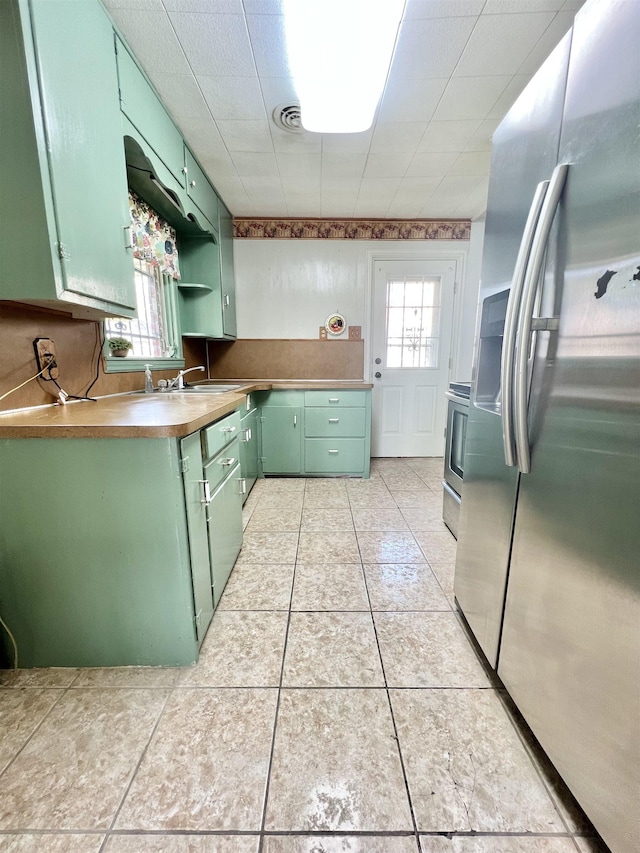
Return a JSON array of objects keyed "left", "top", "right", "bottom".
[{"left": 83, "top": 322, "right": 103, "bottom": 400}]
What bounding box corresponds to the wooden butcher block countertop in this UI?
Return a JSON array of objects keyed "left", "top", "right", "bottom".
[{"left": 0, "top": 380, "right": 373, "bottom": 438}]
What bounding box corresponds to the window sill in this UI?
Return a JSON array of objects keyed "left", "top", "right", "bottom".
[{"left": 104, "top": 356, "right": 185, "bottom": 374}]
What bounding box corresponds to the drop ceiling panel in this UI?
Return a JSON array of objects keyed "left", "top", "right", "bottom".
[
  {"left": 231, "top": 152, "right": 279, "bottom": 178},
  {"left": 404, "top": 0, "right": 485, "bottom": 18},
  {"left": 378, "top": 76, "right": 448, "bottom": 123},
  {"left": 216, "top": 120, "right": 274, "bottom": 153},
  {"left": 370, "top": 123, "right": 429, "bottom": 155},
  {"left": 407, "top": 152, "right": 460, "bottom": 177},
  {"left": 167, "top": 12, "right": 255, "bottom": 76},
  {"left": 198, "top": 75, "right": 266, "bottom": 121},
  {"left": 109, "top": 9, "right": 188, "bottom": 73},
  {"left": 392, "top": 17, "right": 478, "bottom": 79},
  {"left": 433, "top": 75, "right": 512, "bottom": 121},
  {"left": 103, "top": 0, "right": 586, "bottom": 218},
  {"left": 363, "top": 155, "right": 414, "bottom": 179},
  {"left": 245, "top": 14, "right": 290, "bottom": 77},
  {"left": 453, "top": 12, "right": 557, "bottom": 76},
  {"left": 321, "top": 154, "right": 367, "bottom": 180},
  {"left": 149, "top": 73, "right": 207, "bottom": 118}
]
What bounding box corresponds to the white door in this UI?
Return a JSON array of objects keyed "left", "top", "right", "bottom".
[{"left": 370, "top": 259, "right": 456, "bottom": 457}]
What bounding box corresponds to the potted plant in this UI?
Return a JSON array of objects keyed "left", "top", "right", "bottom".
[{"left": 108, "top": 337, "right": 133, "bottom": 358}]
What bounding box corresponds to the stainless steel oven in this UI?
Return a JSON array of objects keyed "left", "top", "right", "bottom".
[{"left": 442, "top": 382, "right": 470, "bottom": 538}]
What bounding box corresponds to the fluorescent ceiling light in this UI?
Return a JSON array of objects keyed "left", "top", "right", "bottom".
[{"left": 284, "top": 0, "right": 405, "bottom": 134}]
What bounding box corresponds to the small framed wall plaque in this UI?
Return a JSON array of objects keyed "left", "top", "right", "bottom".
[{"left": 325, "top": 313, "right": 346, "bottom": 336}]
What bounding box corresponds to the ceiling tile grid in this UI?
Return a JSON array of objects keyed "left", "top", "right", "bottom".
[{"left": 104, "top": 0, "right": 587, "bottom": 220}]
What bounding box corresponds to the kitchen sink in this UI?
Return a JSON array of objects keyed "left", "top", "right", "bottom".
[{"left": 131, "top": 383, "right": 245, "bottom": 396}]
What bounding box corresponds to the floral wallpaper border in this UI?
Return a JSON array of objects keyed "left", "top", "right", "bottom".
[{"left": 233, "top": 218, "right": 471, "bottom": 240}]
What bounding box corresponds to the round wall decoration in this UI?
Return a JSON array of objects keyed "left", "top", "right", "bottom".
[{"left": 325, "top": 313, "right": 346, "bottom": 336}]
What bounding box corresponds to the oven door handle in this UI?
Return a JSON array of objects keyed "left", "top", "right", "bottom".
[{"left": 501, "top": 179, "right": 549, "bottom": 467}]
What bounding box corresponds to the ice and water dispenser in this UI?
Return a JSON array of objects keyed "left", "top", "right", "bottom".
[{"left": 475, "top": 288, "right": 509, "bottom": 410}]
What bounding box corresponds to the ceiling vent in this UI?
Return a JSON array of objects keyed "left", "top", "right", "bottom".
[{"left": 273, "top": 103, "right": 304, "bottom": 133}]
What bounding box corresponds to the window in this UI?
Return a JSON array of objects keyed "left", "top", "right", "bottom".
[
  {"left": 385, "top": 275, "right": 442, "bottom": 368},
  {"left": 104, "top": 192, "right": 184, "bottom": 372}
]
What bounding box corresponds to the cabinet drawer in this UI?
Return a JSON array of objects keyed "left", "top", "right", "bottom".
[
  {"left": 305, "top": 407, "right": 365, "bottom": 438},
  {"left": 203, "top": 411, "right": 241, "bottom": 460},
  {"left": 305, "top": 438, "right": 365, "bottom": 473},
  {"left": 204, "top": 436, "right": 240, "bottom": 493},
  {"left": 304, "top": 390, "right": 366, "bottom": 408}
]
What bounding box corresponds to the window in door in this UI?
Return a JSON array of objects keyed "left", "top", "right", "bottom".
[{"left": 385, "top": 276, "right": 442, "bottom": 368}]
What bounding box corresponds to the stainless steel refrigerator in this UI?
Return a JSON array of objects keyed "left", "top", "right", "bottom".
[{"left": 454, "top": 1, "right": 640, "bottom": 851}]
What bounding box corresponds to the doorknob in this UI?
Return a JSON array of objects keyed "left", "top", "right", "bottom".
[{"left": 374, "top": 372, "right": 382, "bottom": 378}]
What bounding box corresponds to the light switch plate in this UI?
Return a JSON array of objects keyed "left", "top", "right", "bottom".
[{"left": 348, "top": 326, "right": 362, "bottom": 341}]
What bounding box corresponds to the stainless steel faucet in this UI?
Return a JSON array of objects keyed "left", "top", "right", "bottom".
[{"left": 169, "top": 365, "right": 205, "bottom": 390}]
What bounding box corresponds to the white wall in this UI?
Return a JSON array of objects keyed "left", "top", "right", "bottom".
[
  {"left": 454, "top": 218, "right": 485, "bottom": 380},
  {"left": 233, "top": 237, "right": 482, "bottom": 379}
]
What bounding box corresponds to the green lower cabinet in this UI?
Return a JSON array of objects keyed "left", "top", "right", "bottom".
[
  {"left": 260, "top": 404, "right": 303, "bottom": 474},
  {"left": 239, "top": 408, "right": 259, "bottom": 501},
  {"left": 206, "top": 462, "right": 244, "bottom": 606},
  {"left": 0, "top": 438, "right": 202, "bottom": 668}
]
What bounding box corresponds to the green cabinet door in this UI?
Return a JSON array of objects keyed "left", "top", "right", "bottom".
[
  {"left": 1, "top": 0, "right": 135, "bottom": 316},
  {"left": 206, "top": 462, "right": 244, "bottom": 606},
  {"left": 180, "top": 432, "right": 214, "bottom": 644},
  {"left": 261, "top": 406, "right": 303, "bottom": 474},
  {"left": 240, "top": 408, "right": 259, "bottom": 501},
  {"left": 116, "top": 36, "right": 186, "bottom": 190},
  {"left": 219, "top": 200, "right": 237, "bottom": 338}
]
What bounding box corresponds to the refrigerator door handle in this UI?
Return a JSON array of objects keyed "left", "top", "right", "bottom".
[
  {"left": 501, "top": 180, "right": 549, "bottom": 467},
  {"left": 514, "top": 163, "right": 569, "bottom": 474}
]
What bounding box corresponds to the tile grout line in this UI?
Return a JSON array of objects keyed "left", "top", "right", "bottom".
[
  {"left": 256, "top": 479, "right": 305, "bottom": 853},
  {"left": 354, "top": 482, "right": 423, "bottom": 853},
  {"left": 0, "top": 677, "right": 74, "bottom": 784},
  {"left": 98, "top": 685, "right": 176, "bottom": 853}
]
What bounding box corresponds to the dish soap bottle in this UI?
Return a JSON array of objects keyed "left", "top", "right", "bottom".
[{"left": 144, "top": 364, "right": 154, "bottom": 393}]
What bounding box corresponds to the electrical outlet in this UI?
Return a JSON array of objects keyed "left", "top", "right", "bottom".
[
  {"left": 319, "top": 326, "right": 328, "bottom": 340},
  {"left": 348, "top": 326, "right": 362, "bottom": 341},
  {"left": 33, "top": 337, "right": 59, "bottom": 380}
]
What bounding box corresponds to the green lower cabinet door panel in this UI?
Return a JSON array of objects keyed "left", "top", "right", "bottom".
[
  {"left": 180, "top": 432, "right": 214, "bottom": 645},
  {"left": 305, "top": 438, "right": 366, "bottom": 474},
  {"left": 207, "top": 463, "right": 244, "bottom": 606},
  {"left": 0, "top": 438, "right": 201, "bottom": 668},
  {"left": 1, "top": 0, "right": 135, "bottom": 317},
  {"left": 240, "top": 408, "right": 259, "bottom": 501},
  {"left": 260, "top": 406, "right": 303, "bottom": 474},
  {"left": 305, "top": 407, "right": 366, "bottom": 438}
]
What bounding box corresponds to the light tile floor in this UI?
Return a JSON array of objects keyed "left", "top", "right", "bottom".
[{"left": 0, "top": 459, "right": 610, "bottom": 853}]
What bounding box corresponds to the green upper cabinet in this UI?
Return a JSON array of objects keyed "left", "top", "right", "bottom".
[
  {"left": 0, "top": 0, "right": 136, "bottom": 319},
  {"left": 185, "top": 148, "right": 219, "bottom": 234},
  {"left": 116, "top": 36, "right": 186, "bottom": 192},
  {"left": 219, "top": 200, "right": 237, "bottom": 338}
]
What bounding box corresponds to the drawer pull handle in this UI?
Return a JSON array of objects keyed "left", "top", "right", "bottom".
[
  {"left": 328, "top": 449, "right": 339, "bottom": 455},
  {"left": 328, "top": 418, "right": 340, "bottom": 423},
  {"left": 220, "top": 457, "right": 236, "bottom": 467},
  {"left": 328, "top": 397, "right": 340, "bottom": 403},
  {"left": 221, "top": 425, "right": 237, "bottom": 433},
  {"left": 198, "top": 479, "right": 212, "bottom": 505}
]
